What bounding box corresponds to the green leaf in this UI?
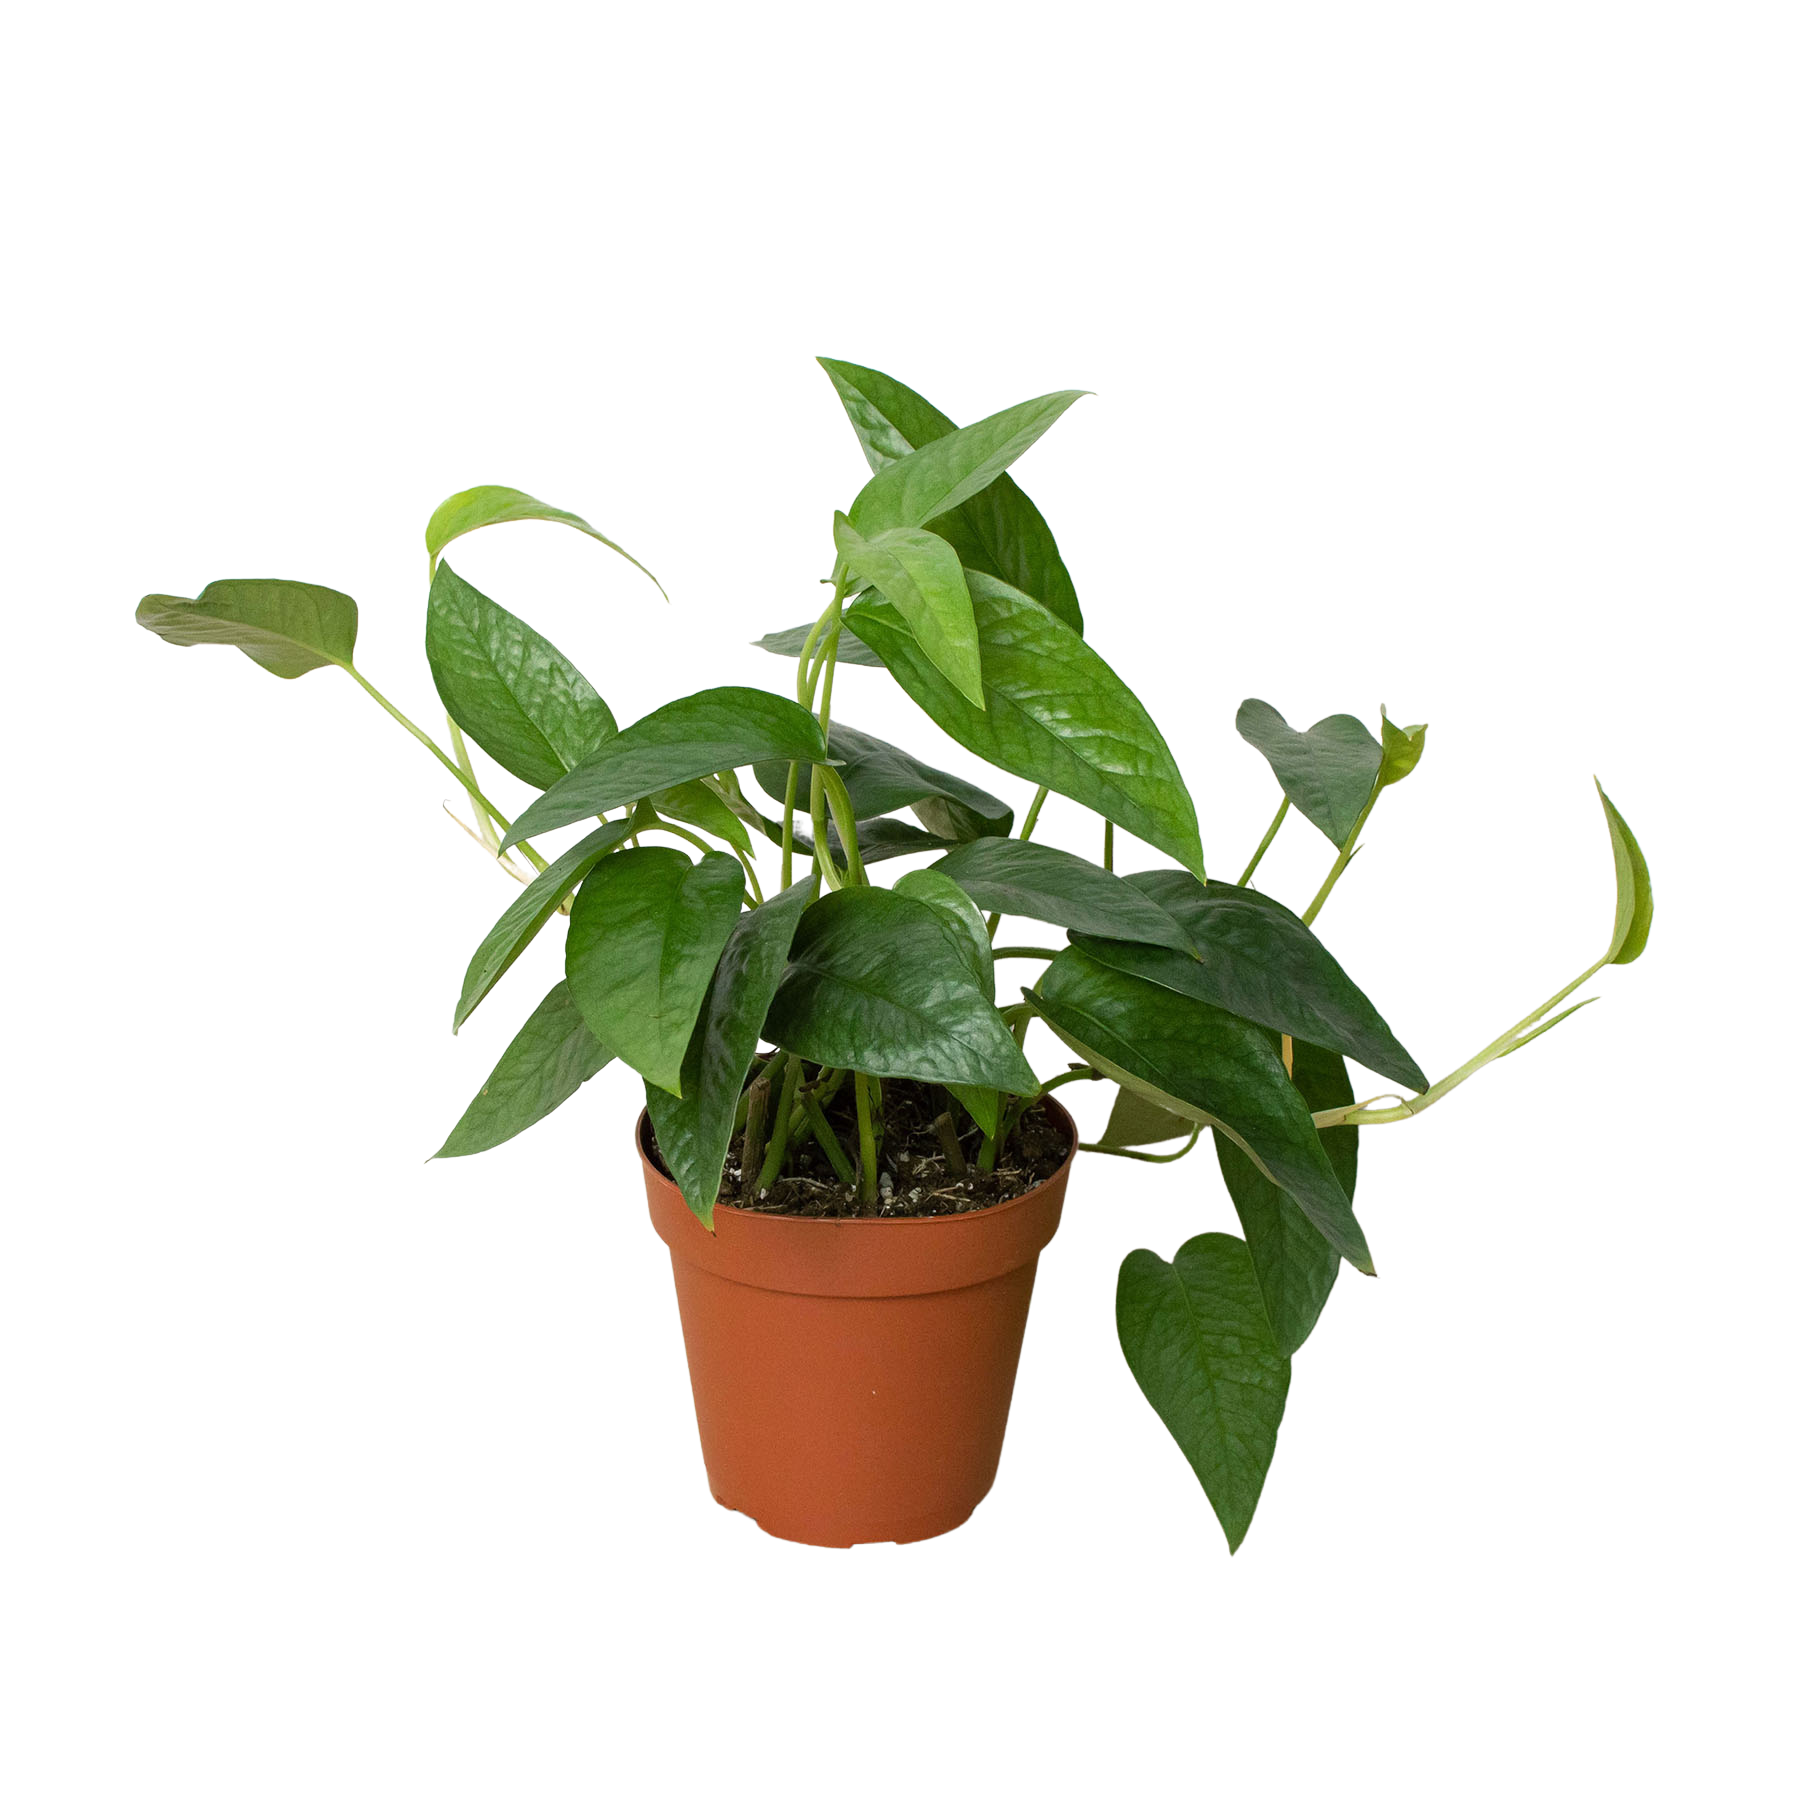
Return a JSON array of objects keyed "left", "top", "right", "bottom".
[
  {"left": 646, "top": 779, "right": 756, "bottom": 860},
  {"left": 1116, "top": 1233, "right": 1291, "bottom": 1553},
  {"left": 849, "top": 573, "right": 1205, "bottom": 877},
  {"left": 752, "top": 719, "right": 1012, "bottom": 841},
  {"left": 135, "top": 579, "right": 357, "bottom": 679},
  {"left": 753, "top": 621, "right": 885, "bottom": 666},
  {"left": 1071, "top": 873, "right": 1427, "bottom": 1091},
  {"left": 1101, "top": 1087, "right": 1194, "bottom": 1148},
  {"left": 1378, "top": 706, "right": 1428, "bottom": 789},
  {"left": 845, "top": 390, "right": 1090, "bottom": 538},
  {"left": 425, "top": 561, "right": 615, "bottom": 789},
  {"left": 1216, "top": 1040, "right": 1358, "bottom": 1356},
  {"left": 564, "top": 848, "right": 746, "bottom": 1096},
  {"left": 645, "top": 878, "right": 812, "bottom": 1224},
  {"left": 781, "top": 814, "right": 958, "bottom": 866},
  {"left": 765, "top": 887, "right": 1039, "bottom": 1094},
  {"left": 817, "top": 358, "right": 1083, "bottom": 633},
  {"left": 893, "top": 869, "right": 994, "bottom": 999},
  {"left": 454, "top": 816, "right": 636, "bottom": 1032},
  {"left": 1597, "top": 782, "right": 1654, "bottom": 965},
  {"left": 931, "top": 838, "right": 1196, "bottom": 954},
  {"left": 501, "top": 687, "right": 829, "bottom": 849},
  {"left": 434, "top": 980, "right": 613, "bottom": 1157},
  {"left": 425, "top": 484, "right": 666, "bottom": 600},
  {"left": 1235, "top": 700, "right": 1382, "bottom": 849},
  {"left": 832, "top": 515, "right": 984, "bottom": 708},
  {"left": 1030, "top": 948, "right": 1371, "bottom": 1273}
]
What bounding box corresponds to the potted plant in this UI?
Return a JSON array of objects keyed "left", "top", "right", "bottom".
[{"left": 134, "top": 358, "right": 1652, "bottom": 1551}]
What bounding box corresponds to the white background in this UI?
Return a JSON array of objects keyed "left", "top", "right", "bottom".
[{"left": 4, "top": 3, "right": 1794, "bottom": 1794}]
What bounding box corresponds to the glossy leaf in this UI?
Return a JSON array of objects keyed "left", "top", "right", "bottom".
[
  {"left": 564, "top": 848, "right": 745, "bottom": 1096},
  {"left": 848, "top": 573, "right": 1205, "bottom": 877},
  {"left": 1235, "top": 700, "right": 1382, "bottom": 849},
  {"left": 1598, "top": 783, "right": 1654, "bottom": 965},
  {"left": 136, "top": 579, "right": 357, "bottom": 679},
  {"left": 932, "top": 838, "right": 1196, "bottom": 954},
  {"left": 765, "top": 887, "right": 1038, "bottom": 1094},
  {"left": 646, "top": 879, "right": 812, "bottom": 1224},
  {"left": 832, "top": 514, "right": 984, "bottom": 708},
  {"left": 1073, "top": 873, "right": 1427, "bottom": 1091},
  {"left": 893, "top": 870, "right": 994, "bottom": 999},
  {"left": 753, "top": 621, "right": 885, "bottom": 667},
  {"left": 752, "top": 719, "right": 1012, "bottom": 841},
  {"left": 1101, "top": 1087, "right": 1194, "bottom": 1148},
  {"left": 818, "top": 358, "right": 1083, "bottom": 633},
  {"left": 426, "top": 561, "right": 615, "bottom": 788},
  {"left": 502, "top": 687, "right": 829, "bottom": 849},
  {"left": 1378, "top": 707, "right": 1428, "bottom": 788},
  {"left": 454, "top": 816, "right": 636, "bottom": 1032},
  {"left": 434, "top": 981, "right": 612, "bottom": 1158},
  {"left": 646, "top": 779, "right": 756, "bottom": 860},
  {"left": 1217, "top": 1040, "right": 1358, "bottom": 1356},
  {"left": 1030, "top": 948, "right": 1371, "bottom": 1272},
  {"left": 425, "top": 484, "right": 666, "bottom": 600},
  {"left": 781, "top": 814, "right": 958, "bottom": 866},
  {"left": 1117, "top": 1233, "right": 1291, "bottom": 1553}
]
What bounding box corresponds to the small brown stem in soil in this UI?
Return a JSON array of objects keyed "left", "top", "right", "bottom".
[
  {"left": 739, "top": 1076, "right": 770, "bottom": 1194},
  {"left": 934, "top": 1112, "right": 968, "bottom": 1176}
]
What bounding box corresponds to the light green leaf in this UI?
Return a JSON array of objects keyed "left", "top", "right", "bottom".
[
  {"left": 1378, "top": 706, "right": 1428, "bottom": 789},
  {"left": 832, "top": 514, "right": 984, "bottom": 708},
  {"left": 893, "top": 869, "right": 994, "bottom": 1000},
  {"left": 425, "top": 484, "right": 666, "bottom": 600},
  {"left": 647, "top": 779, "right": 756, "bottom": 860},
  {"left": 1116, "top": 1233, "right": 1291, "bottom": 1553},
  {"left": 753, "top": 621, "right": 885, "bottom": 666},
  {"left": 1236, "top": 699, "right": 1382, "bottom": 849},
  {"left": 435, "top": 980, "right": 613, "bottom": 1157},
  {"left": 565, "top": 848, "right": 746, "bottom": 1096},
  {"left": 1101, "top": 1087, "right": 1194, "bottom": 1148},
  {"left": 136, "top": 579, "right": 357, "bottom": 679},
  {"left": 1598, "top": 782, "right": 1654, "bottom": 965}
]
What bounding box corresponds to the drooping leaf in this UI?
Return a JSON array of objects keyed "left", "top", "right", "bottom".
[
  {"left": 817, "top": 358, "right": 1083, "bottom": 633},
  {"left": 765, "top": 887, "right": 1039, "bottom": 1094},
  {"left": 1378, "top": 707, "right": 1428, "bottom": 789},
  {"left": 645, "top": 779, "right": 756, "bottom": 860},
  {"left": 1597, "top": 782, "right": 1653, "bottom": 965},
  {"left": 845, "top": 389, "right": 1090, "bottom": 540},
  {"left": 1030, "top": 948, "right": 1371, "bottom": 1273},
  {"left": 1116, "top": 1234, "right": 1291, "bottom": 1553},
  {"left": 646, "top": 879, "right": 813, "bottom": 1224},
  {"left": 832, "top": 515, "right": 984, "bottom": 708},
  {"left": 1235, "top": 700, "right": 1382, "bottom": 849},
  {"left": 1101, "top": 1087, "right": 1195, "bottom": 1148},
  {"left": 136, "top": 580, "right": 357, "bottom": 679},
  {"left": 931, "top": 838, "right": 1196, "bottom": 954},
  {"left": 752, "top": 719, "right": 1012, "bottom": 841},
  {"left": 1216, "top": 1040, "right": 1358, "bottom": 1356},
  {"left": 848, "top": 574, "right": 1205, "bottom": 877},
  {"left": 425, "top": 484, "right": 666, "bottom": 600},
  {"left": 564, "top": 848, "right": 746, "bottom": 1096},
  {"left": 502, "top": 688, "right": 829, "bottom": 848},
  {"left": 1071, "top": 873, "right": 1427, "bottom": 1091},
  {"left": 434, "top": 980, "right": 613, "bottom": 1158},
  {"left": 425, "top": 561, "right": 615, "bottom": 789},
  {"left": 454, "top": 815, "right": 636, "bottom": 1032},
  {"left": 753, "top": 621, "right": 885, "bottom": 667}
]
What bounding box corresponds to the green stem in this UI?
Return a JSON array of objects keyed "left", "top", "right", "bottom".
[
  {"left": 756, "top": 1055, "right": 805, "bottom": 1194},
  {"left": 1238, "top": 797, "right": 1289, "bottom": 886},
  {"left": 854, "top": 1072, "right": 879, "bottom": 1209},
  {"left": 1301, "top": 795, "right": 1377, "bottom": 926},
  {"left": 993, "top": 946, "right": 1059, "bottom": 961},
  {"left": 1078, "top": 1127, "right": 1203, "bottom": 1163},
  {"left": 1104, "top": 819, "right": 1114, "bottom": 871},
  {"left": 447, "top": 717, "right": 502, "bottom": 854},
  {"left": 818, "top": 765, "right": 865, "bottom": 885},
  {"left": 806, "top": 1095, "right": 857, "bottom": 1185},
  {"left": 1039, "top": 1065, "right": 1101, "bottom": 1095},
  {"left": 780, "top": 762, "right": 800, "bottom": 890},
  {"left": 1019, "top": 786, "right": 1049, "bottom": 841}
]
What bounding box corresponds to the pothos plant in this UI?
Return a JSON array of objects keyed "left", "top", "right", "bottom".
[{"left": 135, "top": 358, "right": 1653, "bottom": 1550}]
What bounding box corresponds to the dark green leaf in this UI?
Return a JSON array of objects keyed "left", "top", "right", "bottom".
[
  {"left": 765, "top": 887, "right": 1038, "bottom": 1094},
  {"left": 1072, "top": 873, "right": 1427, "bottom": 1091},
  {"left": 135, "top": 580, "right": 357, "bottom": 679},
  {"left": 646, "top": 878, "right": 812, "bottom": 1224},
  {"left": 849, "top": 574, "right": 1205, "bottom": 876},
  {"left": 425, "top": 484, "right": 666, "bottom": 600},
  {"left": 1597, "top": 782, "right": 1653, "bottom": 965},
  {"left": 426, "top": 561, "right": 615, "bottom": 789},
  {"left": 435, "top": 980, "right": 613, "bottom": 1157},
  {"left": 832, "top": 514, "right": 984, "bottom": 708},
  {"left": 454, "top": 816, "right": 636, "bottom": 1032},
  {"left": 932, "top": 838, "right": 1196, "bottom": 954},
  {"left": 502, "top": 687, "right": 829, "bottom": 849},
  {"left": 1217, "top": 1040, "right": 1358, "bottom": 1356},
  {"left": 1378, "top": 707, "right": 1427, "bottom": 789},
  {"left": 780, "top": 814, "right": 958, "bottom": 865},
  {"left": 565, "top": 848, "right": 745, "bottom": 1096},
  {"left": 1030, "top": 948, "right": 1371, "bottom": 1273},
  {"left": 893, "top": 869, "right": 994, "bottom": 999},
  {"left": 753, "top": 621, "right": 885, "bottom": 666},
  {"left": 1101, "top": 1087, "right": 1194, "bottom": 1148},
  {"left": 1235, "top": 699, "right": 1382, "bottom": 849},
  {"left": 817, "top": 358, "right": 1083, "bottom": 633},
  {"left": 1116, "top": 1234, "right": 1291, "bottom": 1553}
]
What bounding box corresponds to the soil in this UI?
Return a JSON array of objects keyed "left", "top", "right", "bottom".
[{"left": 647, "top": 1075, "right": 1072, "bottom": 1219}]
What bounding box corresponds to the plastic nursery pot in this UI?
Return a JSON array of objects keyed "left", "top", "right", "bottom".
[{"left": 638, "top": 1099, "right": 1076, "bottom": 1549}]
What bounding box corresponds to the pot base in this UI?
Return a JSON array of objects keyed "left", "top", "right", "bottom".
[{"left": 709, "top": 1487, "right": 984, "bottom": 1548}]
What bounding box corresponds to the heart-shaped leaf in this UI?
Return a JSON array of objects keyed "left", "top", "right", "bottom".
[
  {"left": 565, "top": 847, "right": 746, "bottom": 1096},
  {"left": 1236, "top": 699, "right": 1382, "bottom": 849},
  {"left": 435, "top": 980, "right": 613, "bottom": 1158},
  {"left": 753, "top": 621, "right": 885, "bottom": 666},
  {"left": 426, "top": 561, "right": 615, "bottom": 789},
  {"left": 136, "top": 579, "right": 357, "bottom": 679},
  {"left": 425, "top": 484, "right": 666, "bottom": 600},
  {"left": 848, "top": 574, "right": 1205, "bottom": 877},
  {"left": 832, "top": 514, "right": 984, "bottom": 708},
  {"left": 1597, "top": 782, "right": 1653, "bottom": 965},
  {"left": 1378, "top": 707, "right": 1428, "bottom": 789},
  {"left": 1116, "top": 1233, "right": 1291, "bottom": 1553},
  {"left": 892, "top": 867, "right": 1001, "bottom": 1135},
  {"left": 646, "top": 878, "right": 813, "bottom": 1224}
]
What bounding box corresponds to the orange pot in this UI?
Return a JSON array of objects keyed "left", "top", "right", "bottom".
[{"left": 639, "top": 1101, "right": 1075, "bottom": 1547}]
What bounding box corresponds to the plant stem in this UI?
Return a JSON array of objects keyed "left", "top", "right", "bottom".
[
  {"left": 854, "top": 1072, "right": 879, "bottom": 1209},
  {"left": 1039, "top": 1065, "right": 1101, "bottom": 1095},
  {"left": 818, "top": 765, "right": 865, "bottom": 885},
  {"left": 933, "top": 1111, "right": 968, "bottom": 1176},
  {"left": 1019, "top": 786, "right": 1049, "bottom": 841},
  {"left": 1104, "top": 819, "right": 1114, "bottom": 871},
  {"left": 1238, "top": 797, "right": 1289, "bottom": 885},
  {"left": 1077, "top": 1127, "right": 1203, "bottom": 1163},
  {"left": 806, "top": 1095, "right": 857, "bottom": 1184},
  {"left": 738, "top": 1075, "right": 770, "bottom": 1190},
  {"left": 1301, "top": 797, "right": 1377, "bottom": 925},
  {"left": 755, "top": 1054, "right": 805, "bottom": 1194},
  {"left": 447, "top": 716, "right": 502, "bottom": 854},
  {"left": 780, "top": 762, "right": 800, "bottom": 889},
  {"left": 993, "top": 945, "right": 1058, "bottom": 961}
]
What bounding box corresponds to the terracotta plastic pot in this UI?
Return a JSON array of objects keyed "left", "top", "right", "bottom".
[{"left": 638, "top": 1100, "right": 1075, "bottom": 1548}]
